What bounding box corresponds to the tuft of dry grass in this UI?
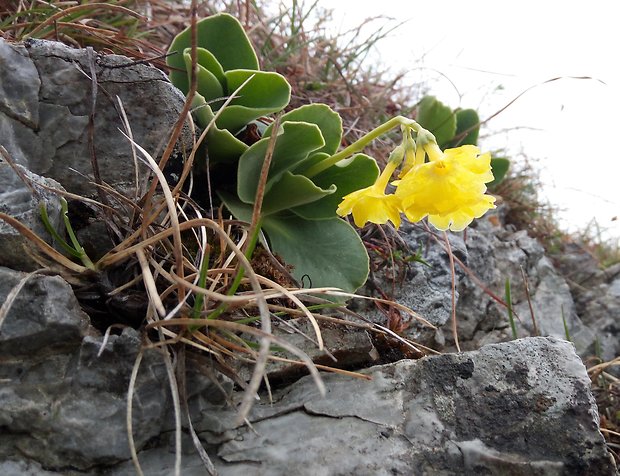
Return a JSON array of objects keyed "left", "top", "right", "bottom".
[
  {"left": 1, "top": 5, "right": 434, "bottom": 472},
  {"left": 588, "top": 358, "right": 620, "bottom": 465}
]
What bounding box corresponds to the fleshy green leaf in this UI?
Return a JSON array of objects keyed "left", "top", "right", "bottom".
[
  {"left": 488, "top": 157, "right": 510, "bottom": 188},
  {"left": 451, "top": 108, "right": 480, "bottom": 147},
  {"left": 219, "top": 191, "right": 253, "bottom": 221},
  {"left": 416, "top": 96, "right": 457, "bottom": 148},
  {"left": 291, "top": 153, "right": 379, "bottom": 220},
  {"left": 261, "top": 171, "right": 336, "bottom": 215},
  {"left": 192, "top": 94, "right": 248, "bottom": 163},
  {"left": 237, "top": 122, "right": 325, "bottom": 203},
  {"left": 216, "top": 69, "right": 291, "bottom": 133},
  {"left": 291, "top": 152, "right": 330, "bottom": 177},
  {"left": 263, "top": 214, "right": 369, "bottom": 292},
  {"left": 167, "top": 13, "right": 259, "bottom": 95},
  {"left": 264, "top": 104, "right": 343, "bottom": 156},
  {"left": 185, "top": 52, "right": 224, "bottom": 102},
  {"left": 219, "top": 194, "right": 369, "bottom": 292},
  {"left": 193, "top": 47, "right": 226, "bottom": 85}
]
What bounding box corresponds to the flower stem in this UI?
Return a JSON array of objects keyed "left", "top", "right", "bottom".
[
  {"left": 305, "top": 116, "right": 421, "bottom": 177},
  {"left": 375, "top": 160, "right": 399, "bottom": 191}
]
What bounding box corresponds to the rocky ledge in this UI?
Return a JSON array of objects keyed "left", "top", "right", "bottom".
[{"left": 0, "top": 38, "right": 618, "bottom": 475}]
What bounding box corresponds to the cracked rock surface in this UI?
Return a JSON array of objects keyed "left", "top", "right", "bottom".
[
  {"left": 358, "top": 210, "right": 600, "bottom": 357},
  {"left": 0, "top": 161, "right": 65, "bottom": 270},
  {"left": 554, "top": 244, "right": 620, "bottom": 365},
  {"left": 0, "top": 38, "right": 193, "bottom": 197},
  {"left": 1, "top": 260, "right": 616, "bottom": 474},
  {"left": 0, "top": 267, "right": 231, "bottom": 473},
  {"left": 105, "top": 337, "right": 615, "bottom": 476}
]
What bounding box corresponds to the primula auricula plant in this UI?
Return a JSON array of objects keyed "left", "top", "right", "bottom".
[{"left": 167, "top": 13, "right": 496, "bottom": 294}]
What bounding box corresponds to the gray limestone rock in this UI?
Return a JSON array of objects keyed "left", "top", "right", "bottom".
[
  {"left": 358, "top": 210, "right": 598, "bottom": 356},
  {"left": 0, "top": 266, "right": 230, "bottom": 471},
  {"left": 233, "top": 317, "right": 378, "bottom": 384},
  {"left": 554, "top": 244, "right": 620, "bottom": 364},
  {"left": 0, "top": 38, "right": 193, "bottom": 198},
  {"left": 355, "top": 220, "right": 468, "bottom": 348},
  {"left": 458, "top": 217, "right": 596, "bottom": 355},
  {"left": 0, "top": 161, "right": 65, "bottom": 271},
  {"left": 0, "top": 266, "right": 91, "bottom": 356},
  {"left": 0, "top": 269, "right": 616, "bottom": 474},
  {"left": 107, "top": 337, "right": 617, "bottom": 475}
]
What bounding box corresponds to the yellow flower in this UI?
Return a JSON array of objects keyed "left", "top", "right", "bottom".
[
  {"left": 337, "top": 161, "right": 402, "bottom": 228},
  {"left": 395, "top": 144, "right": 496, "bottom": 231}
]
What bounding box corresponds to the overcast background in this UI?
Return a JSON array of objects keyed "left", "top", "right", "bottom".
[{"left": 305, "top": 0, "right": 620, "bottom": 241}]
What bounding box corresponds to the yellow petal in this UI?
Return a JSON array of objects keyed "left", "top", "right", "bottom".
[
  {"left": 395, "top": 145, "right": 496, "bottom": 231},
  {"left": 337, "top": 185, "right": 402, "bottom": 228}
]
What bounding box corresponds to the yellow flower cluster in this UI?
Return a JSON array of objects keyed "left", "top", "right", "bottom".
[{"left": 337, "top": 142, "right": 496, "bottom": 232}]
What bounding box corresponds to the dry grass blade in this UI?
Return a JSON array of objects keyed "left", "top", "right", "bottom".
[
  {"left": 161, "top": 345, "right": 182, "bottom": 476},
  {"left": 177, "top": 348, "right": 219, "bottom": 476},
  {"left": 422, "top": 224, "right": 517, "bottom": 318},
  {"left": 0, "top": 145, "right": 40, "bottom": 198},
  {"left": 135, "top": 248, "right": 166, "bottom": 318},
  {"left": 327, "top": 290, "right": 436, "bottom": 329},
  {"left": 141, "top": 0, "right": 202, "bottom": 215},
  {"left": 127, "top": 348, "right": 145, "bottom": 476},
  {"left": 520, "top": 265, "right": 539, "bottom": 336},
  {"left": 146, "top": 318, "right": 326, "bottom": 403},
  {"left": 588, "top": 357, "right": 620, "bottom": 379},
  {"left": 24, "top": 3, "right": 146, "bottom": 39},
  {"left": 117, "top": 129, "right": 185, "bottom": 297},
  {"left": 116, "top": 96, "right": 142, "bottom": 203},
  {"left": 443, "top": 231, "right": 460, "bottom": 352},
  {"left": 249, "top": 113, "right": 281, "bottom": 232},
  {"left": 228, "top": 105, "right": 283, "bottom": 427},
  {"left": 253, "top": 263, "right": 325, "bottom": 351},
  {"left": 0, "top": 270, "right": 41, "bottom": 332}
]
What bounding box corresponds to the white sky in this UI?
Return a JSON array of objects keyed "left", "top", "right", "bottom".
[{"left": 306, "top": 0, "right": 620, "bottom": 241}]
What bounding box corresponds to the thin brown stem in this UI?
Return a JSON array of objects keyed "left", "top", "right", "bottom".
[{"left": 443, "top": 231, "right": 461, "bottom": 352}]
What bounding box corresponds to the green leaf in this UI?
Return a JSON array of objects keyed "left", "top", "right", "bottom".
[
  {"left": 237, "top": 122, "right": 325, "bottom": 203},
  {"left": 488, "top": 157, "right": 510, "bottom": 188},
  {"left": 191, "top": 94, "right": 248, "bottom": 163},
  {"left": 185, "top": 52, "right": 224, "bottom": 102},
  {"left": 416, "top": 96, "right": 457, "bottom": 148},
  {"left": 263, "top": 214, "right": 369, "bottom": 292},
  {"left": 219, "top": 194, "right": 369, "bottom": 292},
  {"left": 167, "top": 13, "right": 259, "bottom": 95},
  {"left": 261, "top": 171, "right": 336, "bottom": 215},
  {"left": 215, "top": 69, "right": 291, "bottom": 133},
  {"left": 264, "top": 104, "right": 343, "bottom": 156},
  {"left": 291, "top": 153, "right": 379, "bottom": 220},
  {"left": 291, "top": 152, "right": 330, "bottom": 177},
  {"left": 451, "top": 108, "right": 480, "bottom": 147},
  {"left": 218, "top": 191, "right": 253, "bottom": 221},
  {"left": 193, "top": 47, "right": 226, "bottom": 85}
]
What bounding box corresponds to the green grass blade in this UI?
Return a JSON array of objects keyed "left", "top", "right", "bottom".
[
  {"left": 505, "top": 278, "right": 517, "bottom": 340},
  {"left": 561, "top": 305, "right": 572, "bottom": 342},
  {"left": 39, "top": 202, "right": 82, "bottom": 258}
]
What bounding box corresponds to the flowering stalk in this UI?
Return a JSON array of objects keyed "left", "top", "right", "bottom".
[
  {"left": 336, "top": 118, "right": 496, "bottom": 232},
  {"left": 305, "top": 116, "right": 420, "bottom": 178}
]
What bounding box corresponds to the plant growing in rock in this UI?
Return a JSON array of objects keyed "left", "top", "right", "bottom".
[{"left": 166, "top": 13, "right": 497, "bottom": 294}]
